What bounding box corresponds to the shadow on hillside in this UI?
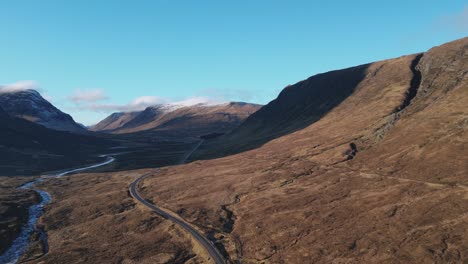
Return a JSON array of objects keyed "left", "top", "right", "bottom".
[
  {"left": 1, "top": 64, "right": 372, "bottom": 176},
  {"left": 191, "top": 63, "right": 371, "bottom": 160}
]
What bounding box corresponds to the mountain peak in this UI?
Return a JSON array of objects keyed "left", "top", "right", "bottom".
[
  {"left": 0, "top": 88, "right": 41, "bottom": 97},
  {"left": 90, "top": 101, "right": 263, "bottom": 135},
  {"left": 0, "top": 89, "right": 86, "bottom": 133}
]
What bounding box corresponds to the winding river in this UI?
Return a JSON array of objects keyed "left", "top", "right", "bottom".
[{"left": 0, "top": 155, "right": 115, "bottom": 264}]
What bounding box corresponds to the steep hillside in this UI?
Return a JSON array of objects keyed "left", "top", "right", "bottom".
[
  {"left": 192, "top": 53, "right": 424, "bottom": 160},
  {"left": 91, "top": 102, "right": 261, "bottom": 138},
  {"left": 356, "top": 37, "right": 467, "bottom": 184},
  {"left": 0, "top": 106, "right": 113, "bottom": 175},
  {"left": 0, "top": 89, "right": 85, "bottom": 133},
  {"left": 110, "top": 105, "right": 172, "bottom": 132},
  {"left": 129, "top": 38, "right": 468, "bottom": 263},
  {"left": 89, "top": 111, "right": 140, "bottom": 132},
  {"left": 0, "top": 106, "right": 8, "bottom": 118}
]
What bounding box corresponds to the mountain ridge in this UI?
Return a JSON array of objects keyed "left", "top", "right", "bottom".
[
  {"left": 134, "top": 37, "right": 468, "bottom": 263},
  {"left": 0, "top": 89, "right": 86, "bottom": 133},
  {"left": 90, "top": 101, "right": 262, "bottom": 137},
  {"left": 190, "top": 48, "right": 449, "bottom": 160}
]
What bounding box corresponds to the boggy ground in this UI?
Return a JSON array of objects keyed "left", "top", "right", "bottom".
[
  {"left": 25, "top": 171, "right": 211, "bottom": 264},
  {"left": 137, "top": 38, "right": 468, "bottom": 263}
]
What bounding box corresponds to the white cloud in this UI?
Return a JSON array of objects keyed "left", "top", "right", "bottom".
[
  {"left": 171, "top": 96, "right": 221, "bottom": 107},
  {"left": 70, "top": 95, "right": 169, "bottom": 113},
  {"left": 129, "top": 96, "right": 169, "bottom": 108},
  {"left": 68, "top": 92, "right": 227, "bottom": 114},
  {"left": 66, "top": 84, "right": 234, "bottom": 114},
  {"left": 97, "top": 96, "right": 169, "bottom": 112},
  {"left": 0, "top": 80, "right": 39, "bottom": 94},
  {"left": 198, "top": 87, "right": 277, "bottom": 104},
  {"left": 68, "top": 89, "right": 109, "bottom": 103}
]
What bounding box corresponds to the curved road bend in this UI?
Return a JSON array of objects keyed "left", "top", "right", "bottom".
[
  {"left": 129, "top": 175, "right": 226, "bottom": 264},
  {"left": 129, "top": 140, "right": 226, "bottom": 264}
]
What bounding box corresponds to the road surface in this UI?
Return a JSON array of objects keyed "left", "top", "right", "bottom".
[
  {"left": 179, "top": 140, "right": 204, "bottom": 164},
  {"left": 129, "top": 175, "right": 226, "bottom": 264},
  {"left": 129, "top": 140, "right": 226, "bottom": 264},
  {"left": 55, "top": 155, "right": 115, "bottom": 177}
]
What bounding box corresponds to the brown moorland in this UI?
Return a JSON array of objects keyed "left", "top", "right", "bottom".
[
  {"left": 26, "top": 171, "right": 211, "bottom": 264},
  {"left": 136, "top": 38, "right": 467, "bottom": 263},
  {"left": 13, "top": 38, "right": 467, "bottom": 264}
]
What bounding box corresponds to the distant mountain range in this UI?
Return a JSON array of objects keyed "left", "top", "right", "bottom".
[
  {"left": 90, "top": 102, "right": 262, "bottom": 138},
  {"left": 0, "top": 88, "right": 262, "bottom": 175},
  {"left": 0, "top": 89, "right": 85, "bottom": 133},
  {"left": 0, "top": 87, "right": 262, "bottom": 140}
]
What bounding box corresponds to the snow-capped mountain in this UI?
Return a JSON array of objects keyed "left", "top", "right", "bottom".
[
  {"left": 90, "top": 102, "right": 262, "bottom": 136},
  {"left": 0, "top": 89, "right": 86, "bottom": 133}
]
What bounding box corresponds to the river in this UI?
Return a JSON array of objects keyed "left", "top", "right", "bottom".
[{"left": 0, "top": 155, "right": 115, "bottom": 264}]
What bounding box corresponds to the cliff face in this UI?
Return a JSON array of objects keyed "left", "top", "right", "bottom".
[{"left": 89, "top": 111, "right": 141, "bottom": 132}]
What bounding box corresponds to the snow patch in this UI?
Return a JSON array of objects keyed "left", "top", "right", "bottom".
[{"left": 0, "top": 81, "right": 39, "bottom": 94}]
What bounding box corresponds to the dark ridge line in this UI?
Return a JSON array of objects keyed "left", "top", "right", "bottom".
[{"left": 394, "top": 53, "right": 424, "bottom": 113}]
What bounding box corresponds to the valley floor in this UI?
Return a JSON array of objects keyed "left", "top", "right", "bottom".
[
  {"left": 138, "top": 156, "right": 468, "bottom": 263},
  {"left": 26, "top": 170, "right": 211, "bottom": 264},
  {"left": 5, "top": 153, "right": 466, "bottom": 263}
]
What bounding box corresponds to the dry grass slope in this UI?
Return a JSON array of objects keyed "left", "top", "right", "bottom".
[
  {"left": 5, "top": 38, "right": 466, "bottom": 264},
  {"left": 27, "top": 171, "right": 211, "bottom": 264},
  {"left": 138, "top": 38, "right": 468, "bottom": 263}
]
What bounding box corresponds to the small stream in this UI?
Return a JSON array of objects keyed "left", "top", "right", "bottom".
[{"left": 0, "top": 155, "right": 115, "bottom": 264}]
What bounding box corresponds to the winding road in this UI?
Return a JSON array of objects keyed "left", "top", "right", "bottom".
[
  {"left": 129, "top": 140, "right": 226, "bottom": 264},
  {"left": 55, "top": 155, "right": 115, "bottom": 177}
]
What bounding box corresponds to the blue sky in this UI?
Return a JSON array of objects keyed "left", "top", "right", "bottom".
[{"left": 0, "top": 1, "right": 466, "bottom": 125}]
